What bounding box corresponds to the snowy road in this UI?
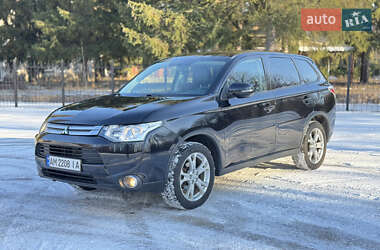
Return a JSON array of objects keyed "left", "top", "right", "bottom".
[{"left": 0, "top": 107, "right": 379, "bottom": 250}]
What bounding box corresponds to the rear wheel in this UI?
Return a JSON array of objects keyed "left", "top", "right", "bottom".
[
  {"left": 292, "top": 121, "right": 327, "bottom": 170},
  {"left": 161, "top": 142, "right": 215, "bottom": 209}
]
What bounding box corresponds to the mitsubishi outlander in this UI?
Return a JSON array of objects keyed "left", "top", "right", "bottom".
[{"left": 35, "top": 52, "right": 336, "bottom": 209}]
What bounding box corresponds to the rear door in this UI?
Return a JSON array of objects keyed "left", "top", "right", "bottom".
[
  {"left": 263, "top": 56, "right": 316, "bottom": 152},
  {"left": 222, "top": 56, "right": 276, "bottom": 165}
]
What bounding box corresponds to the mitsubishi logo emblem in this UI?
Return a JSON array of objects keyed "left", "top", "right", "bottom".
[{"left": 62, "top": 126, "right": 70, "bottom": 135}]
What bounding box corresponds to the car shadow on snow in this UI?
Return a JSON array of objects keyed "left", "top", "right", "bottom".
[{"left": 252, "top": 161, "right": 295, "bottom": 170}]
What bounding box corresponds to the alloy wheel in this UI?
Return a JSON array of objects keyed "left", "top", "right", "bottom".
[
  {"left": 180, "top": 152, "right": 210, "bottom": 202},
  {"left": 307, "top": 127, "right": 325, "bottom": 164}
]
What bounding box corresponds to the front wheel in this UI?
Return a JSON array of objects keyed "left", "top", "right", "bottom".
[
  {"left": 161, "top": 142, "right": 215, "bottom": 209},
  {"left": 292, "top": 121, "right": 327, "bottom": 170}
]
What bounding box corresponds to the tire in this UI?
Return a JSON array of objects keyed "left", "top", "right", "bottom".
[
  {"left": 161, "top": 142, "right": 215, "bottom": 209},
  {"left": 292, "top": 121, "right": 327, "bottom": 170}
]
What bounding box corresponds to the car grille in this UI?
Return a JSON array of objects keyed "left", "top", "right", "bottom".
[
  {"left": 41, "top": 168, "right": 96, "bottom": 184},
  {"left": 36, "top": 143, "right": 103, "bottom": 165},
  {"left": 46, "top": 123, "right": 102, "bottom": 136}
]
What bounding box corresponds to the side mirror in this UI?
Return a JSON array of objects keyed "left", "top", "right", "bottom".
[{"left": 228, "top": 83, "right": 254, "bottom": 98}]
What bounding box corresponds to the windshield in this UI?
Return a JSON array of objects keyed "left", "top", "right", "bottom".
[{"left": 119, "top": 57, "right": 229, "bottom": 96}]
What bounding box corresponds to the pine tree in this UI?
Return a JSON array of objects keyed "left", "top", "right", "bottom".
[
  {"left": 0, "top": 0, "right": 39, "bottom": 64},
  {"left": 117, "top": 0, "right": 188, "bottom": 66}
]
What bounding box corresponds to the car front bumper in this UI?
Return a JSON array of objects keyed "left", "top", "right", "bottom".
[{"left": 35, "top": 127, "right": 178, "bottom": 192}]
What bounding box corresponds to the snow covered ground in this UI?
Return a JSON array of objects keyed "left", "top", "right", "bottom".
[{"left": 0, "top": 107, "right": 379, "bottom": 250}]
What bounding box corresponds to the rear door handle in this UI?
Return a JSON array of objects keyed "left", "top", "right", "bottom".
[{"left": 303, "top": 95, "right": 313, "bottom": 104}]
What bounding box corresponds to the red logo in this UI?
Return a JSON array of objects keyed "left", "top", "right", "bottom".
[{"left": 301, "top": 9, "right": 342, "bottom": 31}]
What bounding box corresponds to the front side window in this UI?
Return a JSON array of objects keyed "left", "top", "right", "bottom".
[
  {"left": 294, "top": 59, "right": 319, "bottom": 84},
  {"left": 119, "top": 57, "right": 229, "bottom": 96},
  {"left": 225, "top": 57, "right": 267, "bottom": 92},
  {"left": 268, "top": 57, "right": 300, "bottom": 89}
]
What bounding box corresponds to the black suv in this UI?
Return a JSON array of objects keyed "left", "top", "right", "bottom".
[{"left": 35, "top": 52, "right": 335, "bottom": 209}]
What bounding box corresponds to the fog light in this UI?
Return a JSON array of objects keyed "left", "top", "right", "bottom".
[{"left": 121, "top": 175, "right": 140, "bottom": 189}]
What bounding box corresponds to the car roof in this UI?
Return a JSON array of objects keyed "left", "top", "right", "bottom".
[
  {"left": 234, "top": 51, "right": 313, "bottom": 61},
  {"left": 170, "top": 51, "right": 313, "bottom": 63}
]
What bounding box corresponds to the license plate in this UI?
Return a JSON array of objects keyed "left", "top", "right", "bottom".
[{"left": 46, "top": 155, "right": 82, "bottom": 172}]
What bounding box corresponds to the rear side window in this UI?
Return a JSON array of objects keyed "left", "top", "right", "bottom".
[
  {"left": 294, "top": 59, "right": 319, "bottom": 84},
  {"left": 268, "top": 57, "right": 299, "bottom": 89},
  {"left": 226, "top": 57, "right": 267, "bottom": 92}
]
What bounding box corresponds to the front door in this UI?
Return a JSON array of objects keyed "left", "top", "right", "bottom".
[{"left": 222, "top": 57, "right": 277, "bottom": 166}]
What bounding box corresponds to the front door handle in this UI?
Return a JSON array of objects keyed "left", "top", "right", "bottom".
[{"left": 263, "top": 104, "right": 275, "bottom": 113}]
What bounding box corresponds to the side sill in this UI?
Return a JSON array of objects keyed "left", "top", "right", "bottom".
[{"left": 218, "top": 148, "right": 298, "bottom": 176}]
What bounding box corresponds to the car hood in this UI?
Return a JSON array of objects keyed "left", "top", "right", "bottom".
[{"left": 47, "top": 94, "right": 213, "bottom": 125}]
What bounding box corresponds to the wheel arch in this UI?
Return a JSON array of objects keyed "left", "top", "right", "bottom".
[
  {"left": 305, "top": 111, "right": 330, "bottom": 141},
  {"left": 183, "top": 131, "right": 224, "bottom": 176}
]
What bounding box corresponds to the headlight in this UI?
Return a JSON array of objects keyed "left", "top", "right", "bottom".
[
  {"left": 39, "top": 120, "right": 48, "bottom": 134},
  {"left": 100, "top": 121, "right": 162, "bottom": 142}
]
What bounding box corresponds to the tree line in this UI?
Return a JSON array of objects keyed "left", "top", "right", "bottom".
[{"left": 0, "top": 0, "right": 379, "bottom": 82}]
